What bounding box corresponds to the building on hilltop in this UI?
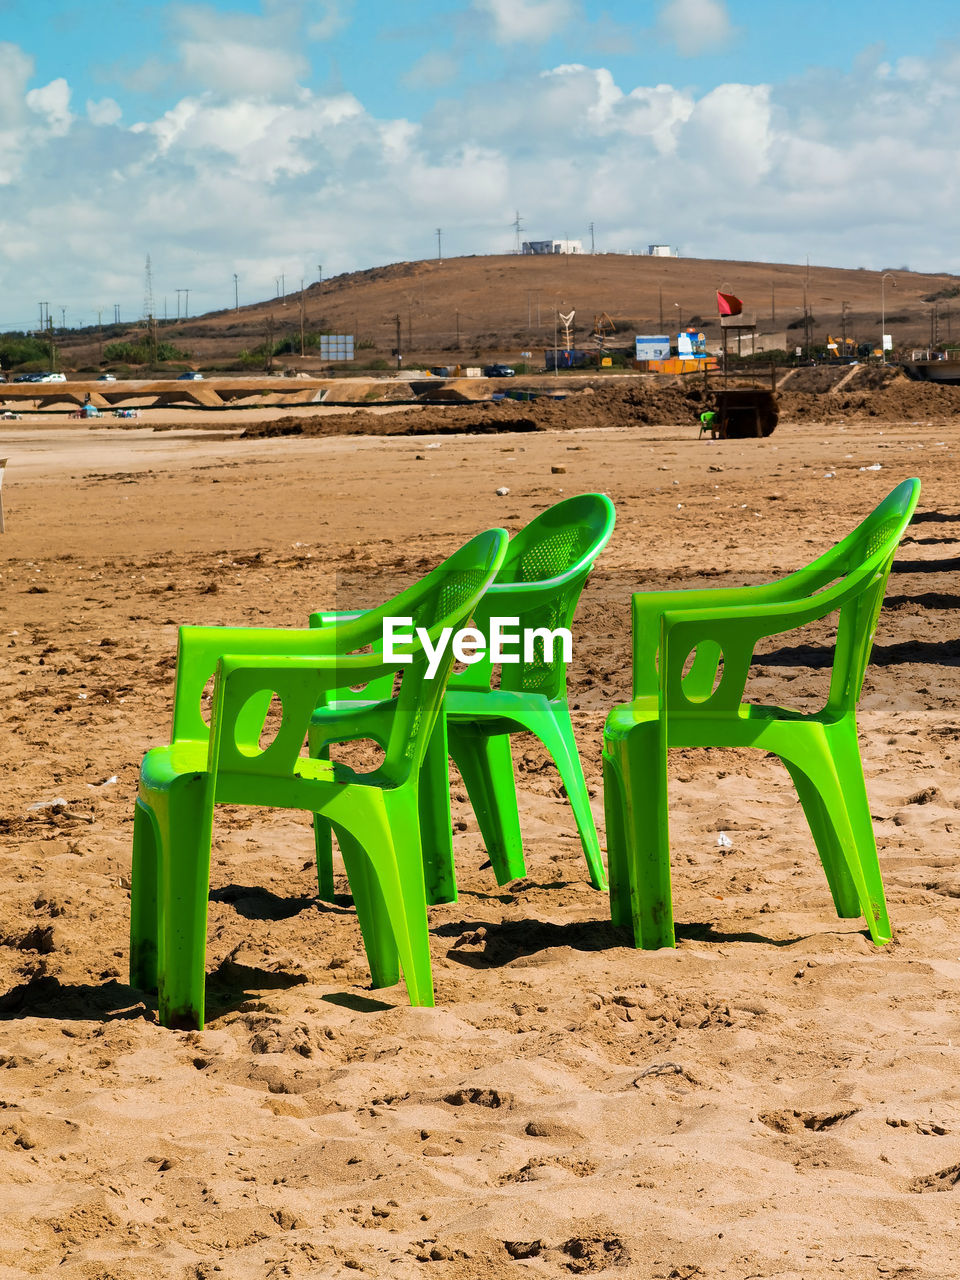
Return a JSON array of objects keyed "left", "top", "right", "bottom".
[
  {"left": 522, "top": 239, "right": 584, "bottom": 255},
  {"left": 647, "top": 245, "right": 678, "bottom": 257}
]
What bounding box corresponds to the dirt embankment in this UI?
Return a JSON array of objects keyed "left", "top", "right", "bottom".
[{"left": 241, "top": 369, "right": 960, "bottom": 439}]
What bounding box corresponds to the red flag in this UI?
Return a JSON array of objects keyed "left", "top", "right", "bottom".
[{"left": 717, "top": 290, "right": 743, "bottom": 316}]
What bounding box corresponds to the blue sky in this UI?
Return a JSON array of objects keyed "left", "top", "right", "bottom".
[{"left": 1, "top": 0, "right": 959, "bottom": 329}]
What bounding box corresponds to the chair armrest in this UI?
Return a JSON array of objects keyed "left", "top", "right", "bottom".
[
  {"left": 172, "top": 624, "right": 389, "bottom": 742},
  {"left": 632, "top": 579, "right": 826, "bottom": 698},
  {"left": 308, "top": 608, "right": 368, "bottom": 629},
  {"left": 657, "top": 584, "right": 862, "bottom": 716},
  {"left": 208, "top": 653, "right": 399, "bottom": 776}
]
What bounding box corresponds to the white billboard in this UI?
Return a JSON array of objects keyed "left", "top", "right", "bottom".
[{"left": 635, "top": 335, "right": 671, "bottom": 360}]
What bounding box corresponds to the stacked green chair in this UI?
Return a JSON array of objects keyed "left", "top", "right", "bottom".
[
  {"left": 129, "top": 528, "right": 508, "bottom": 1029},
  {"left": 602, "top": 478, "right": 920, "bottom": 950},
  {"left": 309, "top": 493, "right": 616, "bottom": 903}
]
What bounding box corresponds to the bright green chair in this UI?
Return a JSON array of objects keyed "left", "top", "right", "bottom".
[
  {"left": 603, "top": 478, "right": 920, "bottom": 950},
  {"left": 309, "top": 493, "right": 616, "bottom": 903},
  {"left": 129, "top": 528, "right": 508, "bottom": 1029}
]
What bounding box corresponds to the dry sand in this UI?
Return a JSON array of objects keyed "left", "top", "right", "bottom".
[{"left": 0, "top": 389, "right": 959, "bottom": 1279}]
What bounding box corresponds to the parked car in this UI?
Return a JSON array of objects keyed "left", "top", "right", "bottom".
[
  {"left": 177, "top": 371, "right": 204, "bottom": 381},
  {"left": 97, "top": 373, "right": 117, "bottom": 382},
  {"left": 14, "top": 373, "right": 39, "bottom": 382},
  {"left": 483, "top": 363, "right": 516, "bottom": 378},
  {"left": 37, "top": 372, "right": 67, "bottom": 382}
]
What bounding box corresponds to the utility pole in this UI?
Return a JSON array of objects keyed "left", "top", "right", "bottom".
[
  {"left": 395, "top": 313, "right": 402, "bottom": 370},
  {"left": 588, "top": 221, "right": 595, "bottom": 254},
  {"left": 802, "top": 280, "right": 810, "bottom": 360},
  {"left": 143, "top": 252, "right": 154, "bottom": 322},
  {"left": 233, "top": 273, "right": 239, "bottom": 313},
  {"left": 175, "top": 289, "right": 183, "bottom": 321},
  {"left": 281, "top": 273, "right": 285, "bottom": 305},
  {"left": 184, "top": 289, "right": 189, "bottom": 319},
  {"left": 436, "top": 227, "right": 443, "bottom": 262},
  {"left": 114, "top": 304, "right": 120, "bottom": 324},
  {"left": 318, "top": 264, "right": 322, "bottom": 295},
  {"left": 60, "top": 306, "right": 66, "bottom": 329}
]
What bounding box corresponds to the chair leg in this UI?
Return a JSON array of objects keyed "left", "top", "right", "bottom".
[
  {"left": 418, "top": 716, "right": 457, "bottom": 905},
  {"left": 781, "top": 759, "right": 861, "bottom": 919},
  {"left": 536, "top": 700, "right": 607, "bottom": 891},
  {"left": 308, "top": 739, "right": 336, "bottom": 902},
  {"left": 448, "top": 726, "right": 526, "bottom": 884},
  {"left": 333, "top": 825, "right": 401, "bottom": 991},
  {"left": 602, "top": 752, "right": 632, "bottom": 930},
  {"left": 130, "top": 799, "right": 160, "bottom": 992},
  {"left": 380, "top": 790, "right": 436, "bottom": 1007},
  {"left": 607, "top": 721, "right": 674, "bottom": 949},
  {"left": 333, "top": 793, "right": 435, "bottom": 1007},
  {"left": 818, "top": 723, "right": 891, "bottom": 944},
  {"left": 150, "top": 774, "right": 215, "bottom": 1030}
]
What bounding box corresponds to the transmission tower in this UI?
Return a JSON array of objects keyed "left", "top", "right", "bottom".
[
  {"left": 143, "top": 253, "right": 155, "bottom": 321},
  {"left": 512, "top": 210, "right": 524, "bottom": 254}
]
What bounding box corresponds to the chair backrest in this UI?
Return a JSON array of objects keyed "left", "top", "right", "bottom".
[
  {"left": 813, "top": 476, "right": 921, "bottom": 712},
  {"left": 380, "top": 528, "right": 509, "bottom": 781},
  {"left": 208, "top": 528, "right": 508, "bottom": 791},
  {"left": 652, "top": 478, "right": 920, "bottom": 721},
  {"left": 452, "top": 492, "right": 616, "bottom": 699}
]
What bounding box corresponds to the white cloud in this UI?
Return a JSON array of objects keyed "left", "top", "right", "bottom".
[
  {"left": 25, "top": 78, "right": 73, "bottom": 135},
  {"left": 657, "top": 0, "right": 733, "bottom": 57},
  {"left": 87, "top": 98, "right": 122, "bottom": 126},
  {"left": 473, "top": 0, "right": 577, "bottom": 44},
  {"left": 177, "top": 39, "right": 308, "bottom": 96},
  {"left": 401, "top": 50, "right": 460, "bottom": 90},
  {"left": 306, "top": 0, "right": 353, "bottom": 41},
  {"left": 680, "top": 83, "right": 773, "bottom": 182},
  {"left": 129, "top": 3, "right": 310, "bottom": 98}
]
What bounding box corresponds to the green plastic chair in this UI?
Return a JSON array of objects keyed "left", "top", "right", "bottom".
[
  {"left": 698, "top": 410, "right": 717, "bottom": 438},
  {"left": 129, "top": 528, "right": 508, "bottom": 1029},
  {"left": 309, "top": 493, "right": 616, "bottom": 904},
  {"left": 602, "top": 478, "right": 920, "bottom": 950}
]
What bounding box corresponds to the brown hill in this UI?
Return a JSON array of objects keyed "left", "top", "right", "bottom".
[{"left": 62, "top": 254, "right": 960, "bottom": 372}]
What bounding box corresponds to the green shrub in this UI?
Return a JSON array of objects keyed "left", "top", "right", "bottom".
[
  {"left": 103, "top": 340, "right": 189, "bottom": 363},
  {"left": 0, "top": 332, "right": 53, "bottom": 369}
]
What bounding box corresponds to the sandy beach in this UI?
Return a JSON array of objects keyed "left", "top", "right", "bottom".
[{"left": 1, "top": 395, "right": 958, "bottom": 1279}]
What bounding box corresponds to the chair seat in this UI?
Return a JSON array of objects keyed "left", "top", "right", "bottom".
[
  {"left": 605, "top": 696, "right": 828, "bottom": 745},
  {"left": 140, "top": 737, "right": 380, "bottom": 797},
  {"left": 445, "top": 687, "right": 554, "bottom": 736}
]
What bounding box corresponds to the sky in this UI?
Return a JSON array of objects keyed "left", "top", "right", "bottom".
[{"left": 1, "top": 0, "right": 959, "bottom": 330}]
